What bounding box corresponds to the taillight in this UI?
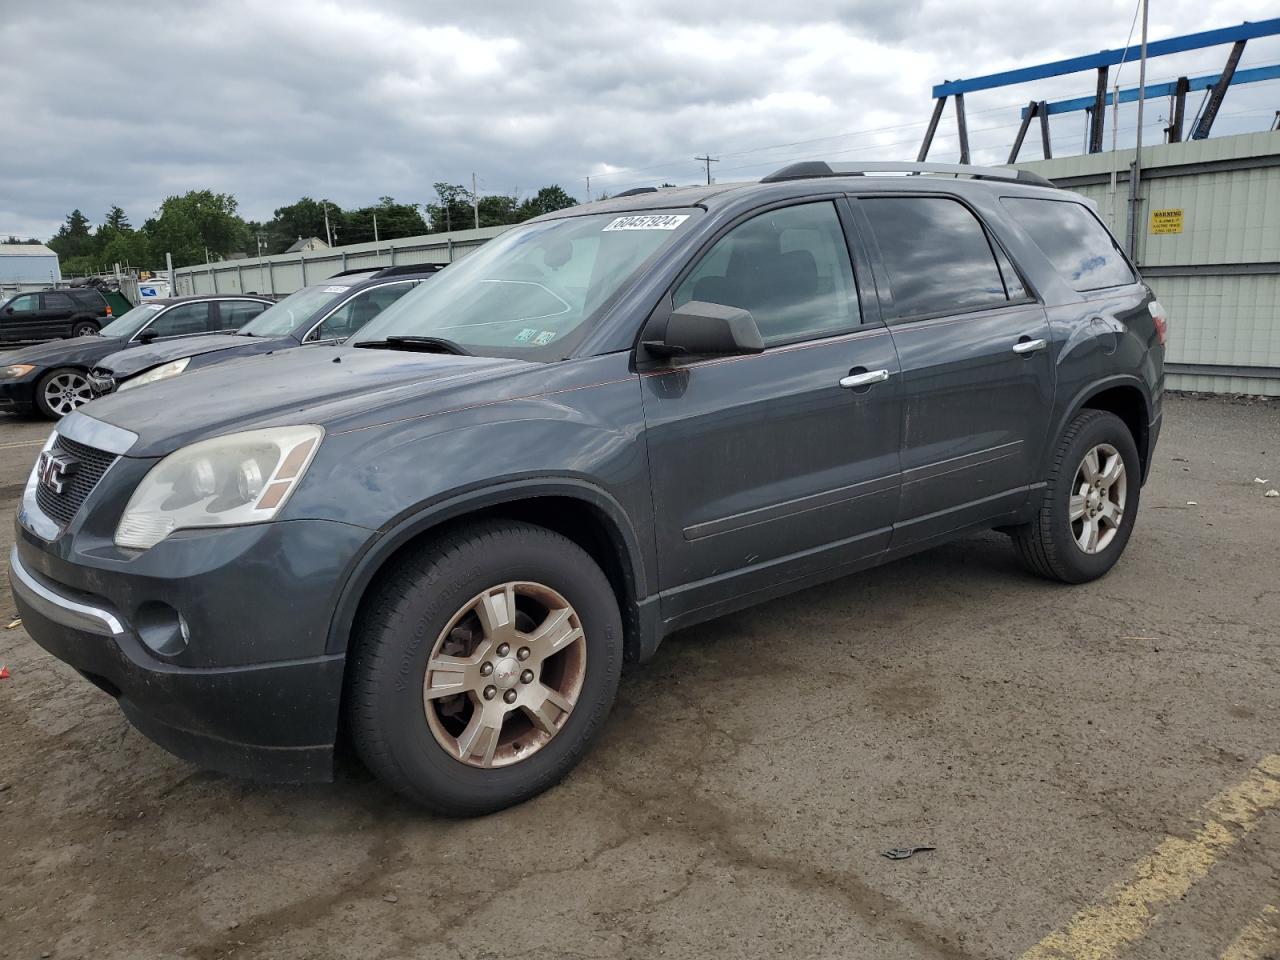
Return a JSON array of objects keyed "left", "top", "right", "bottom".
[
  {"left": 1148, "top": 300, "right": 1167, "bottom": 345},
  {"left": 105, "top": 305, "right": 113, "bottom": 316}
]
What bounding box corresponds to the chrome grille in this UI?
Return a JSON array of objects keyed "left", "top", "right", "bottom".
[{"left": 34, "top": 435, "right": 117, "bottom": 528}]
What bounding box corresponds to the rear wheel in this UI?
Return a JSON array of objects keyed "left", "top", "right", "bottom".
[
  {"left": 1012, "top": 409, "right": 1141, "bottom": 583},
  {"left": 346, "top": 521, "right": 623, "bottom": 815},
  {"left": 35, "top": 367, "right": 92, "bottom": 419},
  {"left": 70, "top": 320, "right": 98, "bottom": 338}
]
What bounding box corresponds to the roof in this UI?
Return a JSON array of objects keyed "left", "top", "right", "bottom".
[
  {"left": 0, "top": 244, "right": 57, "bottom": 257},
  {"left": 285, "top": 236, "right": 329, "bottom": 253},
  {"left": 537, "top": 166, "right": 1060, "bottom": 222},
  {"left": 140, "top": 294, "right": 275, "bottom": 306}
]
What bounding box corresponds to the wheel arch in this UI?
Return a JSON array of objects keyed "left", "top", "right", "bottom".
[
  {"left": 1051, "top": 375, "right": 1153, "bottom": 482},
  {"left": 326, "top": 478, "right": 657, "bottom": 663}
]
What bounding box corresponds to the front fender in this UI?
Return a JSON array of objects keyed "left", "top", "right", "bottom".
[{"left": 320, "top": 475, "right": 653, "bottom": 657}]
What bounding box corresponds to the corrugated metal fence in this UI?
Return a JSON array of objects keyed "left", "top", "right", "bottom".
[
  {"left": 1018, "top": 131, "right": 1280, "bottom": 397},
  {"left": 171, "top": 225, "right": 514, "bottom": 297}
]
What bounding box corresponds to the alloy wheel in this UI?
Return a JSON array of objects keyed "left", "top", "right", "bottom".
[
  {"left": 423, "top": 581, "right": 587, "bottom": 768},
  {"left": 1071, "top": 442, "right": 1126, "bottom": 554},
  {"left": 43, "top": 372, "right": 92, "bottom": 417}
]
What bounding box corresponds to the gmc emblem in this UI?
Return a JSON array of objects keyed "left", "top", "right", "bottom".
[{"left": 37, "top": 450, "right": 79, "bottom": 495}]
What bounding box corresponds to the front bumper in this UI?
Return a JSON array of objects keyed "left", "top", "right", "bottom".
[
  {"left": 0, "top": 375, "right": 38, "bottom": 411},
  {"left": 87, "top": 370, "right": 116, "bottom": 396},
  {"left": 9, "top": 514, "right": 372, "bottom": 782}
]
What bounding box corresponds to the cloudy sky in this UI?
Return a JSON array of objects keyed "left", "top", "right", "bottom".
[{"left": 1, "top": 0, "right": 1277, "bottom": 240}]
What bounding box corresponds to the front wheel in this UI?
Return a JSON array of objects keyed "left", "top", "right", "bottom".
[
  {"left": 70, "top": 321, "right": 98, "bottom": 338},
  {"left": 346, "top": 521, "right": 623, "bottom": 815},
  {"left": 35, "top": 367, "right": 93, "bottom": 419},
  {"left": 1012, "top": 409, "right": 1141, "bottom": 583}
]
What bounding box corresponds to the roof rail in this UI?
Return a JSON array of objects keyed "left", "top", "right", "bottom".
[
  {"left": 760, "top": 161, "right": 1056, "bottom": 188},
  {"left": 614, "top": 186, "right": 660, "bottom": 197}
]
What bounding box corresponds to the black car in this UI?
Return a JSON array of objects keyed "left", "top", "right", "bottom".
[
  {"left": 89, "top": 265, "right": 443, "bottom": 395},
  {"left": 0, "top": 295, "right": 272, "bottom": 418},
  {"left": 0, "top": 287, "right": 111, "bottom": 342},
  {"left": 10, "top": 162, "right": 1165, "bottom": 815}
]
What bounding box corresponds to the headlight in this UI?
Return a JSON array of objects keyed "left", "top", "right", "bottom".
[
  {"left": 114, "top": 425, "right": 323, "bottom": 550},
  {"left": 117, "top": 357, "right": 191, "bottom": 391},
  {"left": 0, "top": 363, "right": 36, "bottom": 380}
]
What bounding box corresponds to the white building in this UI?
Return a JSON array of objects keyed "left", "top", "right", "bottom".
[{"left": 0, "top": 244, "right": 61, "bottom": 285}]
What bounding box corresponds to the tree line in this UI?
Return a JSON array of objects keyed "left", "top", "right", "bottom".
[{"left": 39, "top": 182, "right": 580, "bottom": 276}]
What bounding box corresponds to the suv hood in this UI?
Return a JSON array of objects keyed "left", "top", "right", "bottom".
[
  {"left": 1, "top": 335, "right": 127, "bottom": 367},
  {"left": 81, "top": 345, "right": 532, "bottom": 457},
  {"left": 99, "top": 333, "right": 283, "bottom": 378}
]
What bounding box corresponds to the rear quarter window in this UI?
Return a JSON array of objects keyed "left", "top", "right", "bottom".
[{"left": 1000, "top": 197, "right": 1135, "bottom": 292}]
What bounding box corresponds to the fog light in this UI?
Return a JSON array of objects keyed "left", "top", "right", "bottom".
[{"left": 135, "top": 602, "right": 190, "bottom": 657}]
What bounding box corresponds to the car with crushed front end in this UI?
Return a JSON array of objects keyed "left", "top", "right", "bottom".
[
  {"left": 0, "top": 295, "right": 273, "bottom": 419},
  {"left": 9, "top": 162, "right": 1165, "bottom": 815},
  {"left": 87, "top": 264, "right": 441, "bottom": 396}
]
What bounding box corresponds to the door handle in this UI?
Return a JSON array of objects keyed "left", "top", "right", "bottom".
[
  {"left": 1012, "top": 338, "right": 1047, "bottom": 355},
  {"left": 839, "top": 369, "right": 890, "bottom": 389}
]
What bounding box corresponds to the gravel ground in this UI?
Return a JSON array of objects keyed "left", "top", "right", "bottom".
[{"left": 1, "top": 393, "right": 1277, "bottom": 960}]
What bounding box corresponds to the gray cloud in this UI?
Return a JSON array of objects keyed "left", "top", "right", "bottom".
[{"left": 0, "top": 0, "right": 1276, "bottom": 241}]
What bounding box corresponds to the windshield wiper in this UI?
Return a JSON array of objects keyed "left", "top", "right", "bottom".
[{"left": 354, "top": 335, "right": 472, "bottom": 356}]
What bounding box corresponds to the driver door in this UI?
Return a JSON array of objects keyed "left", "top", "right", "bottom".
[
  {"left": 640, "top": 200, "right": 903, "bottom": 629},
  {"left": 1, "top": 294, "right": 42, "bottom": 341}
]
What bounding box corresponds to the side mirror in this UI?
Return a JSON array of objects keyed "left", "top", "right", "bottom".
[
  {"left": 645, "top": 301, "right": 764, "bottom": 358},
  {"left": 3, "top": 306, "right": 12, "bottom": 315},
  {"left": 138, "top": 329, "right": 158, "bottom": 344}
]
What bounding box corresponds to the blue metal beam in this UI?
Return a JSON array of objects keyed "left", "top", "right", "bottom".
[
  {"left": 1020, "top": 64, "right": 1280, "bottom": 117},
  {"left": 933, "top": 18, "right": 1280, "bottom": 98}
]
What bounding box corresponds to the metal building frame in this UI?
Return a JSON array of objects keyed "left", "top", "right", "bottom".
[{"left": 918, "top": 18, "right": 1280, "bottom": 163}]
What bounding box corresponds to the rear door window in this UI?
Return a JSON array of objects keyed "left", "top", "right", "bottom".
[
  {"left": 43, "top": 292, "right": 75, "bottom": 312},
  {"left": 1000, "top": 197, "right": 1135, "bottom": 291},
  {"left": 860, "top": 197, "right": 1011, "bottom": 320},
  {"left": 216, "top": 300, "right": 268, "bottom": 330}
]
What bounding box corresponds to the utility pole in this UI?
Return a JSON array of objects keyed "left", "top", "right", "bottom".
[
  {"left": 323, "top": 202, "right": 333, "bottom": 246},
  {"left": 471, "top": 173, "right": 480, "bottom": 230},
  {"left": 1127, "top": 0, "right": 1149, "bottom": 261},
  {"left": 585, "top": 175, "right": 591, "bottom": 202},
  {"left": 372, "top": 210, "right": 379, "bottom": 249},
  {"left": 695, "top": 154, "right": 719, "bottom": 185}
]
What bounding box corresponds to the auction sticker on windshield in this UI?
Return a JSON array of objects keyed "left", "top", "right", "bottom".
[
  {"left": 323, "top": 286, "right": 351, "bottom": 294},
  {"left": 602, "top": 215, "right": 689, "bottom": 231}
]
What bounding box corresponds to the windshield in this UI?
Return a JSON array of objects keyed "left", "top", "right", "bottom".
[
  {"left": 99, "top": 302, "right": 167, "bottom": 339},
  {"left": 240, "top": 284, "right": 348, "bottom": 337},
  {"left": 351, "top": 209, "right": 699, "bottom": 359}
]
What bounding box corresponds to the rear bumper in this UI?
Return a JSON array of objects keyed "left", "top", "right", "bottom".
[{"left": 8, "top": 517, "right": 368, "bottom": 781}]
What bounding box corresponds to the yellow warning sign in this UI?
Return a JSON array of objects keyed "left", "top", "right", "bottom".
[{"left": 1150, "top": 208, "right": 1183, "bottom": 234}]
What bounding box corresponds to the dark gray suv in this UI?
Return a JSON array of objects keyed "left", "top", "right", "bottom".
[{"left": 10, "top": 162, "right": 1165, "bottom": 815}]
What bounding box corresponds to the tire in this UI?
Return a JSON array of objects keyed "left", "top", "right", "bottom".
[
  {"left": 35, "top": 367, "right": 93, "bottom": 420},
  {"left": 346, "top": 520, "right": 623, "bottom": 816},
  {"left": 1012, "top": 409, "right": 1141, "bottom": 584},
  {"left": 70, "top": 320, "right": 98, "bottom": 338}
]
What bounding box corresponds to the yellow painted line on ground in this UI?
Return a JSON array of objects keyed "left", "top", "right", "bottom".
[
  {"left": 1221, "top": 903, "right": 1279, "bottom": 960},
  {"left": 0, "top": 438, "right": 45, "bottom": 450},
  {"left": 1022, "top": 755, "right": 1280, "bottom": 960}
]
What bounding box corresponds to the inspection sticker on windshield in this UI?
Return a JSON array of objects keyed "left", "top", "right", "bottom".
[
  {"left": 532, "top": 331, "right": 556, "bottom": 345},
  {"left": 323, "top": 285, "right": 351, "bottom": 294},
  {"left": 602, "top": 214, "right": 689, "bottom": 232},
  {"left": 515, "top": 328, "right": 538, "bottom": 343}
]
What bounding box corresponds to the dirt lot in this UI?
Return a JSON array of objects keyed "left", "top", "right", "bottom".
[{"left": 1, "top": 394, "right": 1278, "bottom": 960}]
